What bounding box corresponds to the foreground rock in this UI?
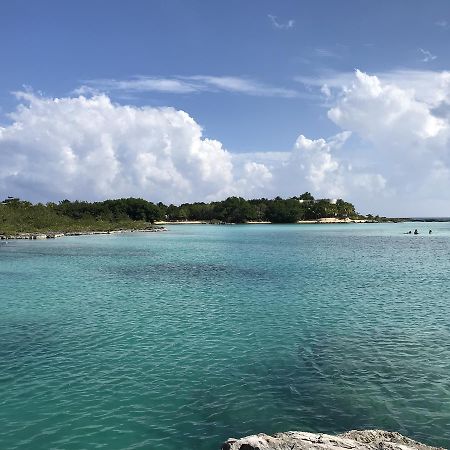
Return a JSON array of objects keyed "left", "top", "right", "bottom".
[{"left": 221, "top": 430, "right": 444, "bottom": 450}]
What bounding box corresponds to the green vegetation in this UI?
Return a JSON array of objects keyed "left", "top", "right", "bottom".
[
  {"left": 0, "top": 193, "right": 365, "bottom": 235},
  {"left": 162, "top": 194, "right": 357, "bottom": 223},
  {"left": 0, "top": 198, "right": 157, "bottom": 235}
]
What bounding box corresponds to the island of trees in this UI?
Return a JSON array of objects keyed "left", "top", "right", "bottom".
[{"left": 0, "top": 193, "right": 389, "bottom": 235}]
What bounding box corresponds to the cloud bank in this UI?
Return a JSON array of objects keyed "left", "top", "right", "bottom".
[
  {"left": 0, "top": 90, "right": 379, "bottom": 207},
  {"left": 2, "top": 68, "right": 450, "bottom": 215},
  {"left": 325, "top": 70, "right": 450, "bottom": 215},
  {"left": 0, "top": 93, "right": 235, "bottom": 203}
]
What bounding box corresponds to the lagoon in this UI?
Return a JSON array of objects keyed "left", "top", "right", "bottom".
[{"left": 1, "top": 223, "right": 450, "bottom": 449}]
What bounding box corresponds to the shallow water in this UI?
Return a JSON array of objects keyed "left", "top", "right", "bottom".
[{"left": 1, "top": 223, "right": 450, "bottom": 449}]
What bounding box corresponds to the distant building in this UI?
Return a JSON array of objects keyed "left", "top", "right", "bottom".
[{"left": 298, "top": 198, "right": 337, "bottom": 204}]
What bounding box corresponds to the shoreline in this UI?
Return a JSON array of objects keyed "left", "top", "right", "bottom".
[
  {"left": 298, "top": 217, "right": 369, "bottom": 224},
  {"left": 0, "top": 220, "right": 407, "bottom": 239},
  {"left": 0, "top": 227, "right": 167, "bottom": 240},
  {"left": 3, "top": 218, "right": 441, "bottom": 239},
  {"left": 156, "top": 218, "right": 377, "bottom": 225}
]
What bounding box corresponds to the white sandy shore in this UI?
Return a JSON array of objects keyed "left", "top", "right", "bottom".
[
  {"left": 156, "top": 218, "right": 368, "bottom": 225},
  {"left": 298, "top": 217, "right": 368, "bottom": 224},
  {"left": 154, "top": 220, "right": 208, "bottom": 225}
]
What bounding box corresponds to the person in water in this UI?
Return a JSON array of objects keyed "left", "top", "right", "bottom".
[
  {"left": 429, "top": 230, "right": 432, "bottom": 234},
  {"left": 414, "top": 229, "right": 419, "bottom": 235}
]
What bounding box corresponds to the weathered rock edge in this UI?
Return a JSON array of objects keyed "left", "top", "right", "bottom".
[
  {"left": 0, "top": 227, "right": 167, "bottom": 240},
  {"left": 221, "top": 430, "right": 445, "bottom": 450}
]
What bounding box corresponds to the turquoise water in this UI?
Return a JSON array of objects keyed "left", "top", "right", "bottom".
[{"left": 1, "top": 223, "right": 450, "bottom": 449}]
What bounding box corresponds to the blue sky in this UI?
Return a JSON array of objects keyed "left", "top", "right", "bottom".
[{"left": 2, "top": 1, "right": 450, "bottom": 214}]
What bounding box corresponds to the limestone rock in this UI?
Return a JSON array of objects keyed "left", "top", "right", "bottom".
[{"left": 221, "top": 430, "right": 444, "bottom": 450}]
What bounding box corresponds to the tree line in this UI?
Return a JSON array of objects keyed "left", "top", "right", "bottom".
[{"left": 1, "top": 193, "right": 358, "bottom": 226}]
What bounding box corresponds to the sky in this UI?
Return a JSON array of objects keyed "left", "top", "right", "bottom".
[{"left": 1, "top": 0, "right": 450, "bottom": 215}]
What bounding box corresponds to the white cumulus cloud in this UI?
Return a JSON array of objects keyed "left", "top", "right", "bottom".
[
  {"left": 326, "top": 70, "right": 450, "bottom": 215},
  {"left": 289, "top": 132, "right": 385, "bottom": 199},
  {"left": 328, "top": 69, "right": 446, "bottom": 142},
  {"left": 232, "top": 131, "right": 385, "bottom": 202},
  {"left": 0, "top": 92, "right": 237, "bottom": 203},
  {"left": 0, "top": 89, "right": 388, "bottom": 210}
]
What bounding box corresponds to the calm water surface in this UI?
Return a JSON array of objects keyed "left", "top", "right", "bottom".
[{"left": 1, "top": 223, "right": 450, "bottom": 449}]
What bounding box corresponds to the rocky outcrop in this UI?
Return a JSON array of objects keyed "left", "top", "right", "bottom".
[
  {"left": 221, "top": 430, "right": 444, "bottom": 450},
  {"left": 0, "top": 227, "right": 167, "bottom": 240}
]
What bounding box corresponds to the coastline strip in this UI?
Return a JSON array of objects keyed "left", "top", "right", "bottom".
[{"left": 0, "top": 227, "right": 167, "bottom": 240}]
